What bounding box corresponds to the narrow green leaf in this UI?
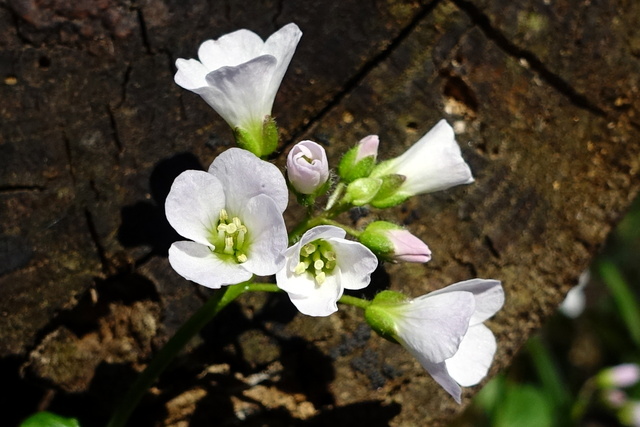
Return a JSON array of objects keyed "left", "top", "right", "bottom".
[{"left": 597, "top": 259, "right": 640, "bottom": 348}]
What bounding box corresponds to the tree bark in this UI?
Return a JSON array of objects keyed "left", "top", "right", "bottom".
[{"left": 1, "top": 0, "right": 638, "bottom": 425}]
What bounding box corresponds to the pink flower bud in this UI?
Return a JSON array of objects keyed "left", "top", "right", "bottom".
[
  {"left": 359, "top": 221, "right": 431, "bottom": 263},
  {"left": 286, "top": 140, "right": 329, "bottom": 194},
  {"left": 599, "top": 364, "right": 640, "bottom": 388},
  {"left": 354, "top": 135, "right": 379, "bottom": 162},
  {"left": 387, "top": 229, "right": 432, "bottom": 263}
]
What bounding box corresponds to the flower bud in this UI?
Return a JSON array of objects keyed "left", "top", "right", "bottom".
[
  {"left": 338, "top": 135, "right": 379, "bottom": 183},
  {"left": 598, "top": 364, "right": 640, "bottom": 389},
  {"left": 286, "top": 140, "right": 329, "bottom": 194},
  {"left": 359, "top": 221, "right": 431, "bottom": 263}
]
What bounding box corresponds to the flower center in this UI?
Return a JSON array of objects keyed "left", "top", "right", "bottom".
[
  {"left": 294, "top": 239, "right": 336, "bottom": 285},
  {"left": 211, "top": 209, "right": 248, "bottom": 263}
]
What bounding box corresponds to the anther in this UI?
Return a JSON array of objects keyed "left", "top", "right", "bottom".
[{"left": 301, "top": 243, "right": 316, "bottom": 257}]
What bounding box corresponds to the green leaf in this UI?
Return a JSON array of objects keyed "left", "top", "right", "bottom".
[
  {"left": 20, "top": 411, "right": 80, "bottom": 427},
  {"left": 494, "top": 383, "right": 554, "bottom": 427}
]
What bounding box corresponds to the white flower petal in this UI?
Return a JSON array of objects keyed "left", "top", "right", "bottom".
[
  {"left": 239, "top": 194, "right": 287, "bottom": 276},
  {"left": 168, "top": 241, "right": 252, "bottom": 289},
  {"left": 197, "top": 55, "right": 277, "bottom": 129},
  {"left": 165, "top": 170, "right": 225, "bottom": 247},
  {"left": 445, "top": 324, "right": 497, "bottom": 387},
  {"left": 330, "top": 238, "right": 378, "bottom": 290},
  {"left": 262, "top": 23, "right": 303, "bottom": 108},
  {"left": 298, "top": 224, "right": 346, "bottom": 243},
  {"left": 197, "top": 29, "right": 264, "bottom": 70},
  {"left": 174, "top": 58, "right": 210, "bottom": 90},
  {"left": 208, "top": 147, "right": 288, "bottom": 214},
  {"left": 393, "top": 291, "right": 476, "bottom": 363},
  {"left": 428, "top": 278, "right": 504, "bottom": 325},
  {"left": 284, "top": 271, "right": 343, "bottom": 317},
  {"left": 415, "top": 358, "right": 463, "bottom": 404}
]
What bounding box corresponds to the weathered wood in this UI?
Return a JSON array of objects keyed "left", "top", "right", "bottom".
[{"left": 1, "top": 0, "right": 638, "bottom": 425}]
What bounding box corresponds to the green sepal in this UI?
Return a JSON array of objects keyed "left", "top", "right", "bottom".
[
  {"left": 364, "top": 290, "right": 409, "bottom": 345},
  {"left": 359, "top": 221, "right": 400, "bottom": 258},
  {"left": 233, "top": 116, "right": 279, "bottom": 158},
  {"left": 233, "top": 126, "right": 261, "bottom": 157},
  {"left": 369, "top": 174, "right": 407, "bottom": 208},
  {"left": 261, "top": 116, "right": 279, "bottom": 157},
  {"left": 20, "top": 411, "right": 80, "bottom": 427},
  {"left": 338, "top": 146, "right": 376, "bottom": 183},
  {"left": 343, "top": 177, "right": 382, "bottom": 206}
]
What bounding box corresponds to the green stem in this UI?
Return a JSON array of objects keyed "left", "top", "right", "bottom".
[
  {"left": 571, "top": 377, "right": 596, "bottom": 422},
  {"left": 106, "top": 284, "right": 248, "bottom": 427},
  {"left": 597, "top": 259, "right": 640, "bottom": 348},
  {"left": 526, "top": 335, "right": 571, "bottom": 408},
  {"left": 338, "top": 294, "right": 371, "bottom": 310},
  {"left": 244, "top": 283, "right": 281, "bottom": 293},
  {"left": 319, "top": 219, "right": 362, "bottom": 237}
]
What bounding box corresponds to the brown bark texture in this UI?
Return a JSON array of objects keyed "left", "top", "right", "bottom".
[{"left": 1, "top": 0, "right": 639, "bottom": 425}]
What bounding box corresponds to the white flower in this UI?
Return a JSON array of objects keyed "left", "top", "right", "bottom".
[
  {"left": 286, "top": 140, "right": 329, "bottom": 194},
  {"left": 369, "top": 119, "right": 474, "bottom": 207},
  {"left": 365, "top": 279, "right": 504, "bottom": 403},
  {"left": 559, "top": 270, "right": 589, "bottom": 318},
  {"left": 276, "top": 225, "right": 378, "bottom": 316},
  {"left": 165, "top": 148, "right": 288, "bottom": 288},
  {"left": 174, "top": 23, "right": 302, "bottom": 156}
]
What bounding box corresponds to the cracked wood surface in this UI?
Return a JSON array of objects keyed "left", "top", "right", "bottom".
[{"left": 1, "top": 0, "right": 639, "bottom": 425}]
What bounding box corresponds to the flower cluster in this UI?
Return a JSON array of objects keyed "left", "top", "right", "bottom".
[{"left": 167, "top": 23, "right": 504, "bottom": 403}]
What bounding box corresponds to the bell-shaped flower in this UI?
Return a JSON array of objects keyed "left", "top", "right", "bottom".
[
  {"left": 276, "top": 225, "right": 378, "bottom": 317},
  {"left": 359, "top": 221, "right": 431, "bottom": 263},
  {"left": 338, "top": 135, "right": 379, "bottom": 183},
  {"left": 365, "top": 279, "right": 504, "bottom": 403},
  {"left": 286, "top": 140, "right": 329, "bottom": 195},
  {"left": 174, "top": 23, "right": 303, "bottom": 157},
  {"left": 165, "top": 148, "right": 289, "bottom": 288},
  {"left": 369, "top": 120, "right": 474, "bottom": 208}
]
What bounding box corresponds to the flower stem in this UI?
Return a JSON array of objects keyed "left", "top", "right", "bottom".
[
  {"left": 318, "top": 219, "right": 362, "bottom": 237},
  {"left": 243, "top": 283, "right": 281, "bottom": 293},
  {"left": 106, "top": 283, "right": 248, "bottom": 427},
  {"left": 597, "top": 259, "right": 640, "bottom": 348},
  {"left": 338, "top": 294, "right": 371, "bottom": 310}
]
